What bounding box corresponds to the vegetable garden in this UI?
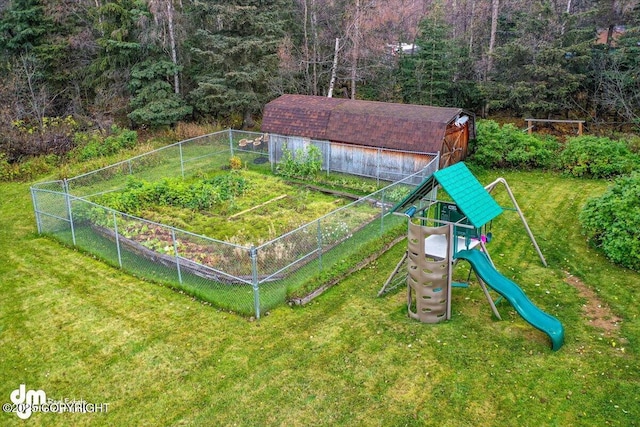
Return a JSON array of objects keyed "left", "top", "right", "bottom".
[{"left": 31, "top": 130, "right": 437, "bottom": 317}]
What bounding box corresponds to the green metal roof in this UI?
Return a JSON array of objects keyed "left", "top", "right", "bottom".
[
  {"left": 390, "top": 162, "right": 502, "bottom": 227},
  {"left": 433, "top": 163, "right": 502, "bottom": 228}
]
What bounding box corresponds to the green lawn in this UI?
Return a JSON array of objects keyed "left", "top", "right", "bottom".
[{"left": 1, "top": 169, "right": 639, "bottom": 426}]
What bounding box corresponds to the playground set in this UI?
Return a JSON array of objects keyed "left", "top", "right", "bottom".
[{"left": 378, "top": 162, "right": 565, "bottom": 351}]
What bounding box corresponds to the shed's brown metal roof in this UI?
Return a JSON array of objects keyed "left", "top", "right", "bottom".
[
  {"left": 261, "top": 94, "right": 465, "bottom": 152},
  {"left": 261, "top": 95, "right": 348, "bottom": 140}
]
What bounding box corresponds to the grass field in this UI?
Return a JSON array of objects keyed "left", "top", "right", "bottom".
[{"left": 1, "top": 169, "right": 639, "bottom": 426}]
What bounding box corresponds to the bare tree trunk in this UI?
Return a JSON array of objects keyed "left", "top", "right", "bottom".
[
  {"left": 487, "top": 0, "right": 499, "bottom": 77},
  {"left": 468, "top": 0, "right": 476, "bottom": 52},
  {"left": 95, "top": 0, "right": 104, "bottom": 36},
  {"left": 21, "top": 55, "right": 48, "bottom": 129},
  {"left": 328, "top": 38, "right": 340, "bottom": 98},
  {"left": 606, "top": 24, "right": 615, "bottom": 47},
  {"left": 428, "top": 12, "right": 437, "bottom": 105},
  {"left": 561, "top": 0, "right": 572, "bottom": 35},
  {"left": 311, "top": 0, "right": 319, "bottom": 95},
  {"left": 166, "top": 0, "right": 180, "bottom": 94},
  {"left": 302, "top": 0, "right": 311, "bottom": 93},
  {"left": 350, "top": 0, "right": 360, "bottom": 99},
  {"left": 243, "top": 108, "right": 255, "bottom": 129},
  {"left": 452, "top": 0, "right": 457, "bottom": 39}
]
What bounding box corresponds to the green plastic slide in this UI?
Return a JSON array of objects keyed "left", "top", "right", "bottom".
[{"left": 455, "top": 249, "right": 565, "bottom": 351}]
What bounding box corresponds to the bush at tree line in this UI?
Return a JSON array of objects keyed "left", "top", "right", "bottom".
[
  {"left": 579, "top": 172, "right": 640, "bottom": 272},
  {"left": 558, "top": 135, "right": 639, "bottom": 179},
  {"left": 74, "top": 126, "right": 138, "bottom": 161},
  {"left": 469, "top": 120, "right": 560, "bottom": 170},
  {"left": 469, "top": 120, "right": 639, "bottom": 178}
]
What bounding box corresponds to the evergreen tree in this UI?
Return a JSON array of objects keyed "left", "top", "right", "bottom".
[
  {"left": 397, "top": 3, "right": 479, "bottom": 108},
  {"left": 0, "top": 0, "right": 52, "bottom": 54},
  {"left": 186, "top": 0, "right": 294, "bottom": 128},
  {"left": 0, "top": 0, "right": 79, "bottom": 127},
  {"left": 128, "top": 60, "right": 192, "bottom": 127},
  {"left": 484, "top": 1, "right": 593, "bottom": 117},
  {"left": 398, "top": 5, "right": 453, "bottom": 106},
  {"left": 87, "top": 0, "right": 148, "bottom": 117}
]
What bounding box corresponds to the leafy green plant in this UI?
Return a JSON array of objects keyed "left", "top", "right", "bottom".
[
  {"left": 558, "top": 135, "right": 639, "bottom": 179},
  {"left": 74, "top": 126, "right": 138, "bottom": 161},
  {"left": 276, "top": 144, "right": 322, "bottom": 179},
  {"left": 579, "top": 172, "right": 640, "bottom": 271},
  {"left": 469, "top": 120, "right": 560, "bottom": 169},
  {"left": 95, "top": 173, "right": 250, "bottom": 214}
]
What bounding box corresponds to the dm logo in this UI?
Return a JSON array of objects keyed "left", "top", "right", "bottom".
[{"left": 10, "top": 384, "right": 46, "bottom": 420}]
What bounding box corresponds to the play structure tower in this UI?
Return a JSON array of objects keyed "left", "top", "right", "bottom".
[{"left": 382, "top": 162, "right": 564, "bottom": 351}]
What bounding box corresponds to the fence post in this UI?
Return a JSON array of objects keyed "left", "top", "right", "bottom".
[
  {"left": 325, "top": 140, "right": 330, "bottom": 177},
  {"left": 228, "top": 128, "right": 234, "bottom": 155},
  {"left": 113, "top": 211, "right": 123, "bottom": 268},
  {"left": 380, "top": 191, "right": 385, "bottom": 234},
  {"left": 271, "top": 136, "right": 282, "bottom": 174},
  {"left": 317, "top": 219, "right": 323, "bottom": 272},
  {"left": 172, "top": 229, "right": 183, "bottom": 284},
  {"left": 376, "top": 147, "right": 381, "bottom": 187},
  {"left": 128, "top": 159, "right": 133, "bottom": 175},
  {"left": 63, "top": 179, "right": 76, "bottom": 246},
  {"left": 250, "top": 246, "right": 261, "bottom": 319},
  {"left": 179, "top": 141, "right": 185, "bottom": 178},
  {"left": 30, "top": 187, "right": 42, "bottom": 234}
]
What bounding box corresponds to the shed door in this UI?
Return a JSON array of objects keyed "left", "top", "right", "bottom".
[{"left": 440, "top": 122, "right": 469, "bottom": 168}]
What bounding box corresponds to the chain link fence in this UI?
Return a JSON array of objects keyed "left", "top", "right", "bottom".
[{"left": 31, "top": 129, "right": 439, "bottom": 317}]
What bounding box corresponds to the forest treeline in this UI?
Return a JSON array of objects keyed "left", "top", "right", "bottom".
[{"left": 0, "top": 0, "right": 639, "bottom": 161}]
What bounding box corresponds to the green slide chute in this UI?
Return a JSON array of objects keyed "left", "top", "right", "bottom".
[{"left": 455, "top": 249, "right": 565, "bottom": 351}]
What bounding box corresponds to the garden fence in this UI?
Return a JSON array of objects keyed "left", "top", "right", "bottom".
[{"left": 31, "top": 129, "right": 439, "bottom": 317}]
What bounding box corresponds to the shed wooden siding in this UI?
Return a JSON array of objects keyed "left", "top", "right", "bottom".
[
  {"left": 268, "top": 134, "right": 437, "bottom": 184},
  {"left": 442, "top": 121, "right": 470, "bottom": 167},
  {"left": 261, "top": 95, "right": 474, "bottom": 161}
]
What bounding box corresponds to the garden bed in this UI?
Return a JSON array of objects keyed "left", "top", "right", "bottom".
[
  {"left": 91, "top": 224, "right": 246, "bottom": 283},
  {"left": 86, "top": 169, "right": 366, "bottom": 246},
  {"left": 78, "top": 166, "right": 388, "bottom": 288}
]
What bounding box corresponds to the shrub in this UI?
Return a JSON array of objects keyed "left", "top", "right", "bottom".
[
  {"left": 4, "top": 116, "right": 79, "bottom": 159},
  {"left": 579, "top": 172, "right": 640, "bottom": 271},
  {"left": 613, "top": 133, "right": 640, "bottom": 154},
  {"left": 74, "top": 126, "right": 138, "bottom": 161},
  {"left": 0, "top": 153, "right": 58, "bottom": 182},
  {"left": 559, "top": 135, "right": 639, "bottom": 179},
  {"left": 469, "top": 120, "right": 560, "bottom": 169},
  {"left": 276, "top": 144, "right": 322, "bottom": 179}
]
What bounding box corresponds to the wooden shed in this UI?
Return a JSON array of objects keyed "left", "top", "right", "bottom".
[{"left": 261, "top": 94, "right": 475, "bottom": 168}]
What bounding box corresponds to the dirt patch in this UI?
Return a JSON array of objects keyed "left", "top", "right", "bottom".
[{"left": 564, "top": 272, "right": 622, "bottom": 336}]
